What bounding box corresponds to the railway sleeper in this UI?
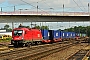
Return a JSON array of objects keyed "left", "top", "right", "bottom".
[{"left": 67, "top": 49, "right": 90, "bottom": 60}]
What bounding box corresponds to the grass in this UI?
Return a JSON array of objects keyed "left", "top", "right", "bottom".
[{"left": 0, "top": 38, "right": 11, "bottom": 42}]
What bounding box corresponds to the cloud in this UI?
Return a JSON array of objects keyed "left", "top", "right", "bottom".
[{"left": 0, "top": 0, "right": 5, "bottom": 3}]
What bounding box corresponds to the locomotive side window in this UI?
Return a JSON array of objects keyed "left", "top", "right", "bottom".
[{"left": 14, "top": 30, "right": 23, "bottom": 36}]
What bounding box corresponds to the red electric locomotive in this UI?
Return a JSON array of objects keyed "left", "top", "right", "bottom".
[{"left": 11, "top": 27, "right": 43, "bottom": 47}]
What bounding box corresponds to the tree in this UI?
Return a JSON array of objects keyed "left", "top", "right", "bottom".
[
  {"left": 41, "top": 26, "right": 49, "bottom": 30},
  {"left": 3, "top": 24, "right": 12, "bottom": 32},
  {"left": 6, "top": 28, "right": 12, "bottom": 32},
  {"left": 4, "top": 24, "right": 9, "bottom": 29},
  {"left": 33, "top": 26, "right": 49, "bottom": 30},
  {"left": 34, "top": 26, "right": 40, "bottom": 29}
]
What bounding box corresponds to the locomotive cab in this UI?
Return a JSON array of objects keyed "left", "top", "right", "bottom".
[{"left": 11, "top": 29, "right": 24, "bottom": 47}]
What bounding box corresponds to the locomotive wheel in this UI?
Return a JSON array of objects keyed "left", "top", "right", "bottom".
[
  {"left": 37, "top": 42, "right": 41, "bottom": 45},
  {"left": 14, "top": 44, "right": 18, "bottom": 48},
  {"left": 27, "top": 42, "right": 32, "bottom": 47},
  {"left": 19, "top": 44, "right": 23, "bottom": 47}
]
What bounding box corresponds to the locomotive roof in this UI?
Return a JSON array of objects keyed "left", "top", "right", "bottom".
[{"left": 13, "top": 27, "right": 40, "bottom": 31}]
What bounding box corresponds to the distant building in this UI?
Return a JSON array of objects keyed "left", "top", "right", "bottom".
[
  {"left": 0, "top": 30, "right": 12, "bottom": 36},
  {"left": 0, "top": 30, "right": 6, "bottom": 32},
  {"left": 0, "top": 32, "right": 12, "bottom": 36}
]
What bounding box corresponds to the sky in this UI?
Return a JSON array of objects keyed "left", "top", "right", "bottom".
[
  {"left": 0, "top": 0, "right": 90, "bottom": 30},
  {"left": 0, "top": 0, "right": 90, "bottom": 12}
]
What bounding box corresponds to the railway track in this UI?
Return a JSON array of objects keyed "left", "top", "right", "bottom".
[
  {"left": 0, "top": 40, "right": 70, "bottom": 52},
  {"left": 0, "top": 43, "right": 9, "bottom": 52},
  {"left": 0, "top": 44, "right": 8, "bottom": 47},
  {"left": 0, "top": 42, "right": 10, "bottom": 48},
  {"left": 66, "top": 49, "right": 90, "bottom": 60},
  {"left": 0, "top": 42, "right": 77, "bottom": 60}
]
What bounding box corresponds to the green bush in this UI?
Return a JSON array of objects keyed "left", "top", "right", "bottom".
[{"left": 6, "top": 38, "right": 12, "bottom": 40}]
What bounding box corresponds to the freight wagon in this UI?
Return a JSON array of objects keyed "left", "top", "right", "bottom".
[
  {"left": 41, "top": 29, "right": 50, "bottom": 43},
  {"left": 61, "top": 31, "right": 75, "bottom": 41},
  {"left": 41, "top": 29, "right": 62, "bottom": 43},
  {"left": 48, "top": 30, "right": 62, "bottom": 42}
]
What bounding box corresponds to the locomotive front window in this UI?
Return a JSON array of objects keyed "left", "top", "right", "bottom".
[{"left": 14, "top": 30, "right": 23, "bottom": 36}]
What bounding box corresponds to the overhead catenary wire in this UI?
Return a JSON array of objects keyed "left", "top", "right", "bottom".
[
  {"left": 20, "top": 0, "right": 37, "bottom": 9},
  {"left": 0, "top": 4, "right": 30, "bottom": 12},
  {"left": 0, "top": 0, "right": 43, "bottom": 8},
  {"left": 41, "top": 0, "right": 54, "bottom": 10},
  {"left": 79, "top": 0, "right": 86, "bottom": 11},
  {"left": 0, "top": 0, "right": 46, "bottom": 12},
  {"left": 20, "top": 0, "right": 49, "bottom": 13},
  {"left": 72, "top": 0, "right": 84, "bottom": 12},
  {"left": 0, "top": 0, "right": 88, "bottom": 13}
]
